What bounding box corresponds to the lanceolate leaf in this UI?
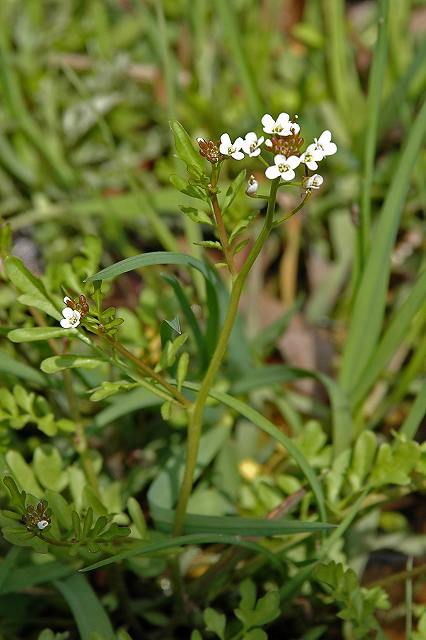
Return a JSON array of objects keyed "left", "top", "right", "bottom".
[
  {"left": 5, "top": 256, "right": 60, "bottom": 320},
  {"left": 340, "top": 99, "right": 426, "bottom": 395}
]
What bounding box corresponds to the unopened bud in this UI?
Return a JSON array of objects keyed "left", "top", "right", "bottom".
[
  {"left": 305, "top": 174, "right": 324, "bottom": 191},
  {"left": 246, "top": 175, "right": 258, "bottom": 197}
]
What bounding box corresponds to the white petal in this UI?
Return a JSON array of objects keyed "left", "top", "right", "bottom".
[
  {"left": 289, "top": 122, "right": 300, "bottom": 134},
  {"left": 63, "top": 296, "right": 72, "bottom": 304},
  {"left": 60, "top": 318, "right": 72, "bottom": 328},
  {"left": 261, "top": 114, "right": 275, "bottom": 131},
  {"left": 280, "top": 169, "right": 295, "bottom": 181},
  {"left": 276, "top": 112, "right": 290, "bottom": 127},
  {"left": 307, "top": 144, "right": 324, "bottom": 161},
  {"left": 287, "top": 155, "right": 301, "bottom": 169},
  {"left": 232, "top": 151, "right": 244, "bottom": 160},
  {"left": 62, "top": 307, "right": 74, "bottom": 319},
  {"left": 220, "top": 133, "right": 231, "bottom": 147},
  {"left": 244, "top": 131, "right": 257, "bottom": 143},
  {"left": 234, "top": 137, "right": 244, "bottom": 150},
  {"left": 250, "top": 148, "right": 261, "bottom": 157},
  {"left": 257, "top": 136, "right": 265, "bottom": 145},
  {"left": 318, "top": 130, "right": 332, "bottom": 144},
  {"left": 324, "top": 142, "right": 337, "bottom": 156},
  {"left": 265, "top": 165, "right": 281, "bottom": 179},
  {"left": 274, "top": 154, "right": 287, "bottom": 166},
  {"left": 306, "top": 159, "right": 318, "bottom": 170},
  {"left": 265, "top": 139, "right": 273, "bottom": 148}
]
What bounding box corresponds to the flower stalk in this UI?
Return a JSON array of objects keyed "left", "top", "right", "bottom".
[{"left": 173, "top": 177, "right": 280, "bottom": 535}]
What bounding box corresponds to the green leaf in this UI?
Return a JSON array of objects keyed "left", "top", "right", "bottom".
[
  {"left": 33, "top": 446, "right": 68, "bottom": 492},
  {"left": 400, "top": 380, "right": 426, "bottom": 440},
  {"left": 40, "top": 355, "right": 106, "bottom": 374},
  {"left": 54, "top": 574, "right": 115, "bottom": 640},
  {"left": 340, "top": 99, "right": 426, "bottom": 395},
  {"left": 8, "top": 327, "right": 76, "bottom": 343},
  {"left": 183, "top": 382, "right": 327, "bottom": 522},
  {"left": 86, "top": 251, "right": 218, "bottom": 284},
  {"left": 170, "top": 121, "right": 205, "bottom": 178},
  {"left": 0, "top": 561, "right": 72, "bottom": 595},
  {"left": 235, "top": 590, "right": 280, "bottom": 629},
  {"left": 239, "top": 579, "right": 257, "bottom": 612},
  {"left": 221, "top": 169, "right": 246, "bottom": 215},
  {"left": 81, "top": 533, "right": 285, "bottom": 574},
  {"left": 351, "top": 269, "right": 426, "bottom": 407},
  {"left": 5, "top": 450, "right": 42, "bottom": 495},
  {"left": 45, "top": 490, "right": 72, "bottom": 531},
  {"left": 4, "top": 256, "right": 60, "bottom": 320},
  {"left": 204, "top": 608, "right": 226, "bottom": 640},
  {"left": 180, "top": 206, "right": 212, "bottom": 225},
  {"left": 347, "top": 431, "right": 377, "bottom": 492},
  {"left": 89, "top": 380, "right": 139, "bottom": 402},
  {"left": 0, "top": 350, "right": 47, "bottom": 386}
]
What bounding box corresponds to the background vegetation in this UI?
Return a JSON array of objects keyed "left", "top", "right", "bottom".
[{"left": 0, "top": 0, "right": 425, "bottom": 638}]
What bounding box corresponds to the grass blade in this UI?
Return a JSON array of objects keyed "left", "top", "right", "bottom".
[
  {"left": 399, "top": 381, "right": 426, "bottom": 440},
  {"left": 215, "top": 0, "right": 263, "bottom": 117},
  {"left": 54, "top": 574, "right": 115, "bottom": 640},
  {"left": 339, "top": 98, "right": 426, "bottom": 395},
  {"left": 357, "top": 0, "right": 389, "bottom": 271},
  {"left": 351, "top": 269, "right": 426, "bottom": 408},
  {"left": 81, "top": 533, "right": 288, "bottom": 575}
]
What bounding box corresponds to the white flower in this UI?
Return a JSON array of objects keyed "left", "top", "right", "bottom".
[
  {"left": 265, "top": 154, "right": 300, "bottom": 181},
  {"left": 246, "top": 175, "right": 259, "bottom": 196},
  {"left": 37, "top": 520, "right": 50, "bottom": 530},
  {"left": 63, "top": 296, "right": 73, "bottom": 305},
  {"left": 305, "top": 174, "right": 324, "bottom": 190},
  {"left": 299, "top": 149, "right": 321, "bottom": 170},
  {"left": 60, "top": 307, "right": 81, "bottom": 329},
  {"left": 241, "top": 132, "right": 264, "bottom": 157},
  {"left": 261, "top": 112, "right": 300, "bottom": 136},
  {"left": 219, "top": 133, "right": 244, "bottom": 160},
  {"left": 307, "top": 130, "right": 337, "bottom": 159}
]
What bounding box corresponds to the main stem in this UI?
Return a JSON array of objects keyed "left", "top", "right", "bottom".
[{"left": 173, "top": 179, "right": 280, "bottom": 535}]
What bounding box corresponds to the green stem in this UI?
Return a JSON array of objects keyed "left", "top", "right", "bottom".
[
  {"left": 173, "top": 178, "right": 280, "bottom": 535},
  {"left": 210, "top": 165, "right": 236, "bottom": 276},
  {"left": 107, "top": 337, "right": 190, "bottom": 408}
]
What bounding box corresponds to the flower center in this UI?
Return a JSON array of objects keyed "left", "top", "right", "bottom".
[
  {"left": 69, "top": 312, "right": 79, "bottom": 326},
  {"left": 273, "top": 124, "right": 283, "bottom": 133},
  {"left": 249, "top": 141, "right": 257, "bottom": 151},
  {"left": 278, "top": 163, "right": 289, "bottom": 173}
]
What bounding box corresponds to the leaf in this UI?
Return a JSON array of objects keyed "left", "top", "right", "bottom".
[
  {"left": 89, "top": 380, "right": 139, "bottom": 402},
  {"left": 8, "top": 327, "right": 76, "bottom": 343},
  {"left": 235, "top": 590, "right": 280, "bottom": 629},
  {"left": 81, "top": 533, "right": 286, "bottom": 574},
  {"left": 40, "top": 355, "right": 106, "bottom": 374},
  {"left": 0, "top": 350, "right": 47, "bottom": 386},
  {"left": 180, "top": 206, "right": 212, "bottom": 225},
  {"left": 204, "top": 608, "right": 226, "bottom": 640},
  {"left": 351, "top": 269, "right": 426, "bottom": 407},
  {"left": 54, "top": 574, "right": 115, "bottom": 640},
  {"left": 33, "top": 446, "right": 68, "bottom": 493},
  {"left": 86, "top": 251, "right": 218, "bottom": 284},
  {"left": 170, "top": 121, "right": 205, "bottom": 178},
  {"left": 347, "top": 431, "right": 377, "bottom": 492},
  {"left": 400, "top": 380, "right": 426, "bottom": 440},
  {"left": 221, "top": 169, "right": 246, "bottom": 214},
  {"left": 45, "top": 490, "right": 72, "bottom": 531},
  {"left": 4, "top": 256, "right": 60, "bottom": 320},
  {"left": 0, "top": 561, "right": 72, "bottom": 595},
  {"left": 5, "top": 450, "right": 42, "bottom": 495},
  {"left": 340, "top": 99, "right": 426, "bottom": 395},
  {"left": 183, "top": 382, "right": 327, "bottom": 522},
  {"left": 193, "top": 240, "right": 223, "bottom": 250}
]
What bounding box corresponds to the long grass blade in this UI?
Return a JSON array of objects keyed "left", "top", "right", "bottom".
[{"left": 339, "top": 98, "right": 426, "bottom": 395}]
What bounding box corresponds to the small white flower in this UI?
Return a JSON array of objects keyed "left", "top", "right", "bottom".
[
  {"left": 265, "top": 154, "right": 300, "bottom": 181},
  {"left": 241, "top": 132, "right": 264, "bottom": 157},
  {"left": 37, "top": 520, "right": 50, "bottom": 530},
  {"left": 307, "top": 130, "right": 337, "bottom": 159},
  {"left": 261, "top": 112, "right": 300, "bottom": 136},
  {"left": 299, "top": 149, "right": 321, "bottom": 170},
  {"left": 305, "top": 174, "right": 324, "bottom": 190},
  {"left": 60, "top": 307, "right": 81, "bottom": 329},
  {"left": 219, "top": 133, "right": 244, "bottom": 160},
  {"left": 246, "top": 175, "right": 259, "bottom": 196}
]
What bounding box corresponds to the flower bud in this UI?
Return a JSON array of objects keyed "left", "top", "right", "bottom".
[
  {"left": 246, "top": 175, "right": 258, "bottom": 197},
  {"left": 305, "top": 174, "right": 324, "bottom": 191}
]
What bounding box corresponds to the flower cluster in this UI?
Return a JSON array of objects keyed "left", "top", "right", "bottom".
[
  {"left": 216, "top": 113, "right": 337, "bottom": 193},
  {"left": 60, "top": 295, "right": 89, "bottom": 329}
]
